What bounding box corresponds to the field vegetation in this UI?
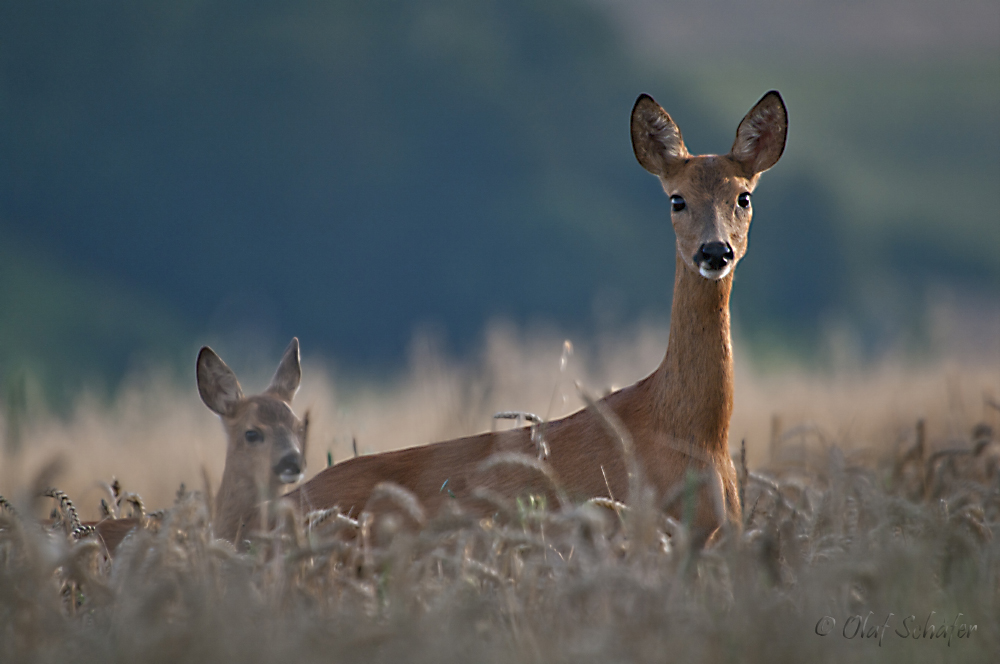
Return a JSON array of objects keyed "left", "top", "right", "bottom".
[{"left": 2, "top": 327, "right": 997, "bottom": 662}]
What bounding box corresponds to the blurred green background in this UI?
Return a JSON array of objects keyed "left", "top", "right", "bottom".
[{"left": 1, "top": 0, "right": 998, "bottom": 404}]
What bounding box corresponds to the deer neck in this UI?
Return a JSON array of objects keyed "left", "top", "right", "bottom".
[
  {"left": 215, "top": 461, "right": 267, "bottom": 543},
  {"left": 648, "top": 253, "right": 735, "bottom": 456}
]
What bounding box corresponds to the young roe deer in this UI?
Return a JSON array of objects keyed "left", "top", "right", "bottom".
[
  {"left": 196, "top": 338, "right": 308, "bottom": 543},
  {"left": 269, "top": 91, "right": 787, "bottom": 546},
  {"left": 90, "top": 339, "right": 309, "bottom": 550}
]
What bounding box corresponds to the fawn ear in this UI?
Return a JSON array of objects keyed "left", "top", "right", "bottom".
[
  {"left": 197, "top": 347, "right": 244, "bottom": 416},
  {"left": 631, "top": 94, "right": 689, "bottom": 178},
  {"left": 300, "top": 409, "right": 310, "bottom": 473},
  {"left": 729, "top": 90, "right": 787, "bottom": 176},
  {"left": 266, "top": 337, "right": 301, "bottom": 403}
]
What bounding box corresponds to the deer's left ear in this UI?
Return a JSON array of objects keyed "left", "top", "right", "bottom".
[
  {"left": 197, "top": 347, "right": 244, "bottom": 416},
  {"left": 729, "top": 91, "right": 787, "bottom": 177},
  {"left": 267, "top": 338, "right": 301, "bottom": 403}
]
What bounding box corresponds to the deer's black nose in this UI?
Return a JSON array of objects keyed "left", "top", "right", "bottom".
[
  {"left": 273, "top": 453, "right": 302, "bottom": 482},
  {"left": 694, "top": 242, "right": 734, "bottom": 271}
]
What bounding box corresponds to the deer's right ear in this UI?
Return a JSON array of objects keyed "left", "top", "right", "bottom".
[
  {"left": 266, "top": 337, "right": 301, "bottom": 403},
  {"left": 197, "top": 346, "right": 244, "bottom": 416},
  {"left": 631, "top": 94, "right": 689, "bottom": 178}
]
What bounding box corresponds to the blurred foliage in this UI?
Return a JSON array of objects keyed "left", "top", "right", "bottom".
[
  {"left": 0, "top": 238, "right": 192, "bottom": 406},
  {"left": 0, "top": 1, "right": 996, "bottom": 400},
  {"left": 3, "top": 370, "right": 26, "bottom": 456}
]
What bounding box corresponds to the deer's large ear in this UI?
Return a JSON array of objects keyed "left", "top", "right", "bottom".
[
  {"left": 631, "top": 94, "right": 689, "bottom": 178},
  {"left": 266, "top": 337, "right": 301, "bottom": 403},
  {"left": 300, "top": 409, "right": 310, "bottom": 474},
  {"left": 729, "top": 91, "right": 787, "bottom": 177},
  {"left": 197, "top": 347, "right": 244, "bottom": 416}
]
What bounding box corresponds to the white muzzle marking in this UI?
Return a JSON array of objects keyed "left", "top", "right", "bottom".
[
  {"left": 698, "top": 263, "right": 732, "bottom": 280},
  {"left": 279, "top": 471, "right": 304, "bottom": 484}
]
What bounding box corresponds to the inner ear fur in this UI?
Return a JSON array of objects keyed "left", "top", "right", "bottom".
[
  {"left": 197, "top": 347, "right": 244, "bottom": 416},
  {"left": 266, "top": 337, "right": 301, "bottom": 403},
  {"left": 729, "top": 90, "right": 787, "bottom": 177},
  {"left": 631, "top": 93, "right": 689, "bottom": 178}
]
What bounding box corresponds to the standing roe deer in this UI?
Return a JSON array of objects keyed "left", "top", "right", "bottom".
[{"left": 251, "top": 92, "right": 788, "bottom": 546}]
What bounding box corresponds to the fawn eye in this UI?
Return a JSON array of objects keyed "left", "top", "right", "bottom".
[
  {"left": 737, "top": 192, "right": 751, "bottom": 209},
  {"left": 245, "top": 429, "right": 263, "bottom": 444},
  {"left": 670, "top": 195, "right": 686, "bottom": 212}
]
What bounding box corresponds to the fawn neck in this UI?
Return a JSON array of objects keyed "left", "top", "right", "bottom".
[
  {"left": 215, "top": 458, "right": 265, "bottom": 543},
  {"left": 647, "top": 253, "right": 734, "bottom": 455}
]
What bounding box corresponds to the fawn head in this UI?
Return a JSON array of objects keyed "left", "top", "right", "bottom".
[
  {"left": 197, "top": 338, "right": 307, "bottom": 498},
  {"left": 631, "top": 91, "right": 787, "bottom": 280}
]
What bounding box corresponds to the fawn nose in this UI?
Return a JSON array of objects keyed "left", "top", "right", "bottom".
[
  {"left": 273, "top": 453, "right": 303, "bottom": 483},
  {"left": 694, "top": 242, "right": 734, "bottom": 272}
]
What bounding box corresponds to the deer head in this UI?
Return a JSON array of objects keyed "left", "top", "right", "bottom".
[
  {"left": 631, "top": 91, "right": 787, "bottom": 281},
  {"left": 197, "top": 338, "right": 308, "bottom": 542}
]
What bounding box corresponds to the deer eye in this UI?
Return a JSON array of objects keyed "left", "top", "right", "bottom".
[
  {"left": 244, "top": 429, "right": 264, "bottom": 444},
  {"left": 737, "top": 192, "right": 751, "bottom": 209},
  {"left": 670, "top": 195, "right": 686, "bottom": 212}
]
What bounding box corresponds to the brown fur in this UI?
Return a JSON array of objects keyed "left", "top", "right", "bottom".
[
  {"left": 270, "top": 91, "right": 788, "bottom": 547},
  {"left": 92, "top": 517, "right": 142, "bottom": 552}
]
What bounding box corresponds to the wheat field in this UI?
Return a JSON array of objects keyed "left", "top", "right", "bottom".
[{"left": 1, "top": 323, "right": 998, "bottom": 662}]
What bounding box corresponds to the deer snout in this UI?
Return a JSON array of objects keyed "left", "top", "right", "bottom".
[
  {"left": 693, "top": 242, "right": 735, "bottom": 280},
  {"left": 273, "top": 452, "right": 304, "bottom": 484}
]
